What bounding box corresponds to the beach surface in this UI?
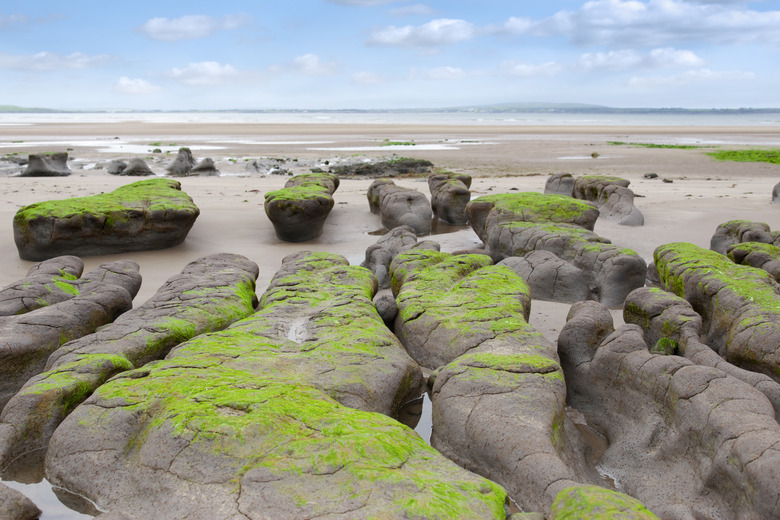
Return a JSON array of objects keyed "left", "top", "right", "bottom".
[{"left": 2, "top": 120, "right": 780, "bottom": 342}]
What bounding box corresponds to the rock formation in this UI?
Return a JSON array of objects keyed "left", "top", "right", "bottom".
[
  {"left": 390, "top": 249, "right": 605, "bottom": 514},
  {"left": 543, "top": 173, "right": 575, "bottom": 196},
  {"left": 726, "top": 241, "right": 780, "bottom": 281},
  {"left": 0, "top": 483, "right": 41, "bottom": 520},
  {"left": 19, "top": 152, "right": 71, "bottom": 177},
  {"left": 654, "top": 242, "right": 780, "bottom": 382},
  {"left": 559, "top": 299, "right": 780, "bottom": 519},
  {"left": 367, "top": 179, "right": 432, "bottom": 235},
  {"left": 573, "top": 175, "right": 643, "bottom": 226},
  {"left": 467, "top": 193, "right": 646, "bottom": 307},
  {"left": 121, "top": 158, "right": 155, "bottom": 176},
  {"left": 264, "top": 172, "right": 339, "bottom": 242},
  {"left": 13, "top": 178, "right": 200, "bottom": 261},
  {"left": 44, "top": 252, "right": 507, "bottom": 519},
  {"left": 427, "top": 172, "right": 471, "bottom": 225},
  {"left": 710, "top": 219, "right": 779, "bottom": 254},
  {"left": 165, "top": 147, "right": 197, "bottom": 176},
  {"left": 191, "top": 157, "right": 220, "bottom": 176},
  {"left": 498, "top": 251, "right": 593, "bottom": 303},
  {"left": 0, "top": 259, "right": 141, "bottom": 407},
  {"left": 333, "top": 158, "right": 433, "bottom": 178},
  {"left": 773, "top": 181, "right": 780, "bottom": 203}
]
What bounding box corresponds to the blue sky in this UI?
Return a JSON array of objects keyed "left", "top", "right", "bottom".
[{"left": 2, "top": 0, "right": 780, "bottom": 110}]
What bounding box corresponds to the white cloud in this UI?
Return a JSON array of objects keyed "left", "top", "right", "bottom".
[
  {"left": 352, "top": 71, "right": 388, "bottom": 84},
  {"left": 500, "top": 16, "right": 534, "bottom": 35},
  {"left": 114, "top": 77, "right": 161, "bottom": 95},
  {"left": 138, "top": 14, "right": 250, "bottom": 42},
  {"left": 426, "top": 66, "right": 467, "bottom": 80},
  {"left": 168, "top": 61, "right": 240, "bottom": 85},
  {"left": 501, "top": 61, "right": 562, "bottom": 78},
  {"left": 628, "top": 68, "right": 756, "bottom": 87},
  {"left": 369, "top": 18, "right": 476, "bottom": 47},
  {"left": 268, "top": 54, "right": 340, "bottom": 76},
  {"left": 389, "top": 4, "right": 434, "bottom": 16},
  {"left": 577, "top": 47, "right": 705, "bottom": 71},
  {"left": 542, "top": 0, "right": 780, "bottom": 47},
  {"left": 0, "top": 51, "right": 113, "bottom": 71}
]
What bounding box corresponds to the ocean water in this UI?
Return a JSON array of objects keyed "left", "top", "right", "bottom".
[{"left": 2, "top": 110, "right": 780, "bottom": 127}]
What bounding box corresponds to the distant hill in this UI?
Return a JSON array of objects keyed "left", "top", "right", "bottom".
[{"left": 0, "top": 105, "right": 62, "bottom": 113}]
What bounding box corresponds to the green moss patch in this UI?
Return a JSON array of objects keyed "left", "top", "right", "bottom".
[
  {"left": 550, "top": 485, "right": 659, "bottom": 519},
  {"left": 707, "top": 149, "right": 780, "bottom": 165}
]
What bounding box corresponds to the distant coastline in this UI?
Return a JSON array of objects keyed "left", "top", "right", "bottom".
[{"left": 3, "top": 103, "right": 780, "bottom": 116}]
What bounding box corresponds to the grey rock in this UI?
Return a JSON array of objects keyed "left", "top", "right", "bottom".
[
  {"left": 20, "top": 152, "right": 71, "bottom": 177},
  {"left": 121, "top": 158, "right": 155, "bottom": 176},
  {"left": 597, "top": 184, "right": 644, "bottom": 226},
  {"left": 710, "top": 219, "right": 773, "bottom": 254},
  {"left": 0, "top": 482, "right": 41, "bottom": 520},
  {"left": 774, "top": 181, "right": 780, "bottom": 204},
  {"left": 0, "top": 255, "right": 85, "bottom": 316},
  {"left": 191, "top": 157, "right": 220, "bottom": 176},
  {"left": 427, "top": 172, "right": 471, "bottom": 225},
  {"left": 726, "top": 241, "right": 780, "bottom": 281},
  {"left": 361, "top": 225, "right": 439, "bottom": 290},
  {"left": 264, "top": 173, "right": 339, "bottom": 242},
  {"left": 544, "top": 172, "right": 575, "bottom": 196},
  {"left": 498, "top": 251, "right": 593, "bottom": 303},
  {"left": 106, "top": 159, "right": 127, "bottom": 175},
  {"left": 165, "top": 147, "right": 197, "bottom": 176},
  {"left": 333, "top": 158, "right": 433, "bottom": 178},
  {"left": 367, "top": 179, "right": 432, "bottom": 235}
]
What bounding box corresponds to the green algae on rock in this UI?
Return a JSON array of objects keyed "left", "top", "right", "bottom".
[
  {"left": 654, "top": 242, "right": 780, "bottom": 381},
  {"left": 45, "top": 251, "right": 507, "bottom": 519},
  {"left": 13, "top": 178, "right": 200, "bottom": 261},
  {"left": 0, "top": 253, "right": 259, "bottom": 471},
  {"left": 549, "top": 486, "right": 659, "bottom": 519},
  {"left": 264, "top": 172, "right": 339, "bottom": 242}
]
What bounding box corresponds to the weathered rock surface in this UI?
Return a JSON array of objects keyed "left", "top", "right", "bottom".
[
  {"left": 106, "top": 159, "right": 127, "bottom": 175},
  {"left": 773, "top": 181, "right": 780, "bottom": 204},
  {"left": 191, "top": 157, "right": 219, "bottom": 176},
  {"left": 19, "top": 152, "right": 71, "bottom": 177},
  {"left": 549, "top": 486, "right": 659, "bottom": 520},
  {"left": 467, "top": 193, "right": 645, "bottom": 307},
  {"left": 333, "top": 158, "right": 433, "bottom": 178},
  {"left": 428, "top": 172, "right": 471, "bottom": 225},
  {"left": 710, "top": 219, "right": 778, "bottom": 254},
  {"left": 624, "top": 286, "right": 780, "bottom": 416},
  {"left": 727, "top": 241, "right": 780, "bottom": 281},
  {"left": 0, "top": 260, "right": 140, "bottom": 408},
  {"left": 367, "top": 179, "right": 432, "bottom": 235},
  {"left": 120, "top": 158, "right": 155, "bottom": 176},
  {"left": 543, "top": 173, "right": 574, "bottom": 197},
  {"left": 0, "top": 482, "right": 41, "bottom": 520},
  {"left": 655, "top": 242, "right": 780, "bottom": 382},
  {"left": 559, "top": 300, "right": 780, "bottom": 519},
  {"left": 13, "top": 178, "right": 200, "bottom": 261},
  {"left": 573, "top": 176, "right": 643, "bottom": 226},
  {"left": 264, "top": 172, "right": 339, "bottom": 242},
  {"left": 0, "top": 253, "right": 259, "bottom": 471},
  {"left": 498, "top": 251, "right": 593, "bottom": 303},
  {"left": 165, "top": 147, "right": 197, "bottom": 176},
  {"left": 45, "top": 252, "right": 507, "bottom": 519},
  {"left": 0, "top": 255, "right": 84, "bottom": 316},
  {"left": 391, "top": 249, "right": 601, "bottom": 513}
]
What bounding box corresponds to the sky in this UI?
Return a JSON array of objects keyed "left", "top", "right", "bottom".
[{"left": 2, "top": 0, "right": 780, "bottom": 110}]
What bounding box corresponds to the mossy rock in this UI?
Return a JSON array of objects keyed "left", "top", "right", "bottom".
[
  {"left": 13, "top": 178, "right": 200, "bottom": 261},
  {"left": 550, "top": 485, "right": 659, "bottom": 519},
  {"left": 467, "top": 192, "right": 600, "bottom": 232},
  {"left": 264, "top": 172, "right": 339, "bottom": 242}
]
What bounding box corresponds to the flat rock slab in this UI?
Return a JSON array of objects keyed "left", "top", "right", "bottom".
[
  {"left": 0, "top": 253, "right": 259, "bottom": 471},
  {"left": 13, "top": 178, "right": 200, "bottom": 261},
  {"left": 367, "top": 179, "right": 432, "bottom": 235},
  {"left": 264, "top": 172, "right": 339, "bottom": 242},
  {"left": 44, "top": 252, "right": 507, "bottom": 519}
]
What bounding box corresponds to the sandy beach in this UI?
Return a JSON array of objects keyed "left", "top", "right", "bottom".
[{"left": 2, "top": 120, "right": 780, "bottom": 342}]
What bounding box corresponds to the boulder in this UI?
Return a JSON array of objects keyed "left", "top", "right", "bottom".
[
  {"left": 0, "top": 255, "right": 85, "bottom": 316},
  {"left": 391, "top": 249, "right": 602, "bottom": 513},
  {"left": 773, "top": 181, "right": 780, "bottom": 204},
  {"left": 333, "top": 158, "right": 433, "bottom": 178},
  {"left": 361, "top": 225, "right": 439, "bottom": 290},
  {"left": 191, "top": 157, "right": 220, "bottom": 176},
  {"left": 624, "top": 286, "right": 780, "bottom": 416},
  {"left": 264, "top": 172, "right": 339, "bottom": 242},
  {"left": 0, "top": 254, "right": 259, "bottom": 471},
  {"left": 0, "top": 260, "right": 139, "bottom": 408},
  {"left": 710, "top": 219, "right": 775, "bottom": 254},
  {"left": 44, "top": 252, "right": 507, "bottom": 519},
  {"left": 543, "top": 173, "right": 574, "bottom": 196},
  {"left": 0, "top": 483, "right": 41, "bottom": 520},
  {"left": 106, "top": 159, "right": 127, "bottom": 175},
  {"left": 549, "top": 486, "right": 659, "bottom": 520},
  {"left": 165, "top": 147, "right": 197, "bottom": 176},
  {"left": 367, "top": 179, "right": 432, "bottom": 235},
  {"left": 498, "top": 251, "right": 593, "bottom": 303},
  {"left": 572, "top": 175, "right": 630, "bottom": 202},
  {"left": 427, "top": 172, "right": 471, "bottom": 225},
  {"left": 573, "top": 175, "right": 643, "bottom": 226},
  {"left": 654, "top": 242, "right": 780, "bottom": 382},
  {"left": 467, "top": 193, "right": 645, "bottom": 307},
  {"left": 559, "top": 301, "right": 780, "bottom": 519},
  {"left": 13, "top": 178, "right": 200, "bottom": 261},
  {"left": 19, "top": 152, "right": 71, "bottom": 177},
  {"left": 727, "top": 241, "right": 780, "bottom": 281},
  {"left": 121, "top": 158, "right": 155, "bottom": 176}
]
